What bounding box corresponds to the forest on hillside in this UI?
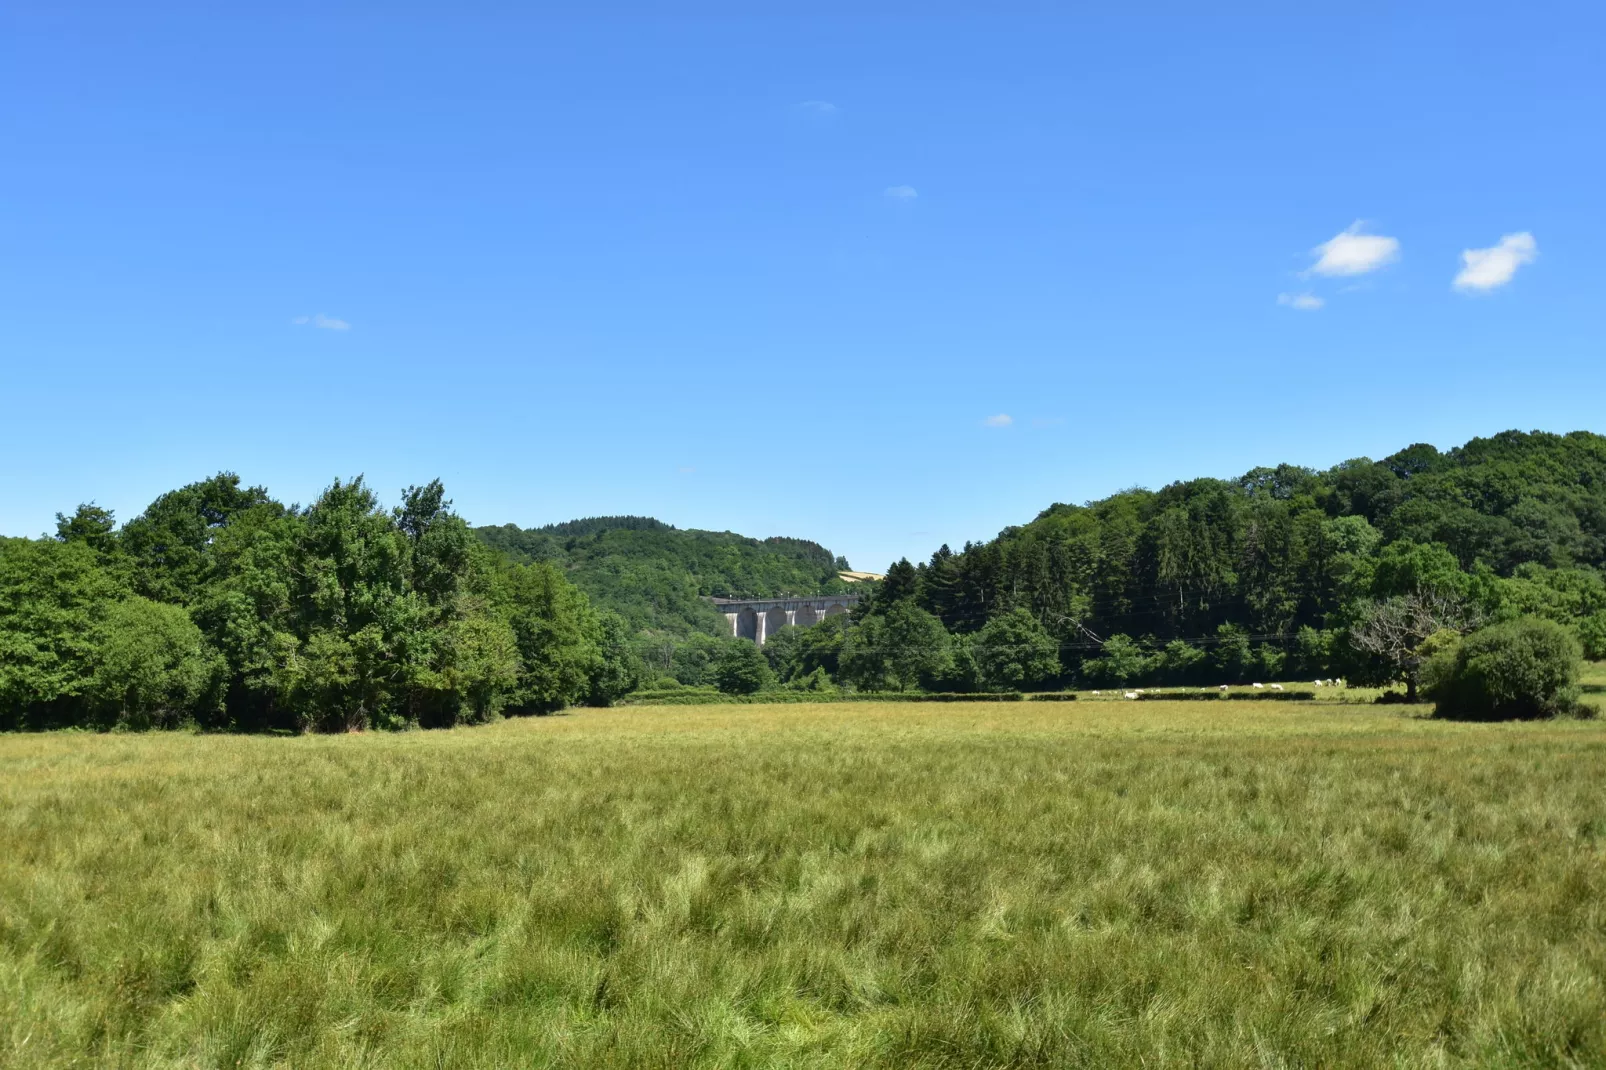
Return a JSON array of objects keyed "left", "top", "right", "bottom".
[
  {"left": 780, "top": 424, "right": 1606, "bottom": 690},
  {"left": 660, "top": 430, "right": 1606, "bottom": 697},
  {"left": 4, "top": 429, "right": 1606, "bottom": 730},
  {"left": 476, "top": 519, "right": 850, "bottom": 635}
]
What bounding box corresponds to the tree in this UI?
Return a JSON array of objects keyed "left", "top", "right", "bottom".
[
  {"left": 497, "top": 561, "right": 604, "bottom": 713},
  {"left": 55, "top": 503, "right": 119, "bottom": 558},
  {"left": 1576, "top": 611, "right": 1606, "bottom": 661},
  {"left": 760, "top": 624, "right": 806, "bottom": 681},
  {"left": 1082, "top": 634, "right": 1148, "bottom": 688},
  {"left": 712, "top": 640, "right": 773, "bottom": 695},
  {"left": 1211, "top": 624, "right": 1254, "bottom": 683},
  {"left": 1429, "top": 617, "right": 1582, "bottom": 720},
  {"left": 120, "top": 473, "right": 275, "bottom": 604},
  {"left": 588, "top": 611, "right": 646, "bottom": 705},
  {"left": 1348, "top": 588, "right": 1482, "bottom": 701},
  {"left": 86, "top": 597, "right": 222, "bottom": 729},
  {"left": 973, "top": 609, "right": 1060, "bottom": 690},
  {"left": 0, "top": 537, "right": 126, "bottom": 728},
  {"left": 840, "top": 603, "right": 951, "bottom": 691},
  {"left": 1151, "top": 639, "right": 1207, "bottom": 685}
]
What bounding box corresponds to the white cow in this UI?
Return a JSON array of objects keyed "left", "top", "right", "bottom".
[
  {"left": 1123, "top": 691, "right": 1139, "bottom": 700},
  {"left": 1270, "top": 683, "right": 1283, "bottom": 691},
  {"left": 1091, "top": 690, "right": 1100, "bottom": 695},
  {"left": 1218, "top": 684, "right": 1229, "bottom": 691},
  {"left": 1251, "top": 682, "right": 1264, "bottom": 689}
]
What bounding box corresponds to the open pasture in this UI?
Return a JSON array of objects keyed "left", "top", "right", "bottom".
[{"left": 3, "top": 700, "right": 1604, "bottom": 1068}]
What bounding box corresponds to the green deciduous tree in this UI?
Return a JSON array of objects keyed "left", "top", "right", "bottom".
[
  {"left": 0, "top": 537, "right": 126, "bottom": 728},
  {"left": 840, "top": 603, "right": 952, "bottom": 691},
  {"left": 712, "top": 640, "right": 773, "bottom": 695},
  {"left": 87, "top": 597, "right": 222, "bottom": 729},
  {"left": 973, "top": 609, "right": 1060, "bottom": 690}
]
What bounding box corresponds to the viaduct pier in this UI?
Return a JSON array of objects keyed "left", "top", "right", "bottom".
[{"left": 711, "top": 595, "right": 860, "bottom": 645}]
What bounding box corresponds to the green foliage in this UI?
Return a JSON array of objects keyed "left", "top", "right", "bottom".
[
  {"left": 0, "top": 537, "right": 126, "bottom": 728},
  {"left": 972, "top": 608, "right": 1060, "bottom": 690},
  {"left": 909, "top": 431, "right": 1606, "bottom": 679},
  {"left": 587, "top": 611, "right": 647, "bottom": 706},
  {"left": 119, "top": 473, "right": 276, "bottom": 604},
  {"left": 475, "top": 518, "right": 849, "bottom": 636},
  {"left": 783, "top": 666, "right": 837, "bottom": 693},
  {"left": 840, "top": 602, "right": 952, "bottom": 691},
  {"left": 1152, "top": 638, "right": 1208, "bottom": 685},
  {"left": 86, "top": 597, "right": 222, "bottom": 729},
  {"left": 497, "top": 561, "right": 603, "bottom": 713},
  {"left": 1212, "top": 624, "right": 1255, "bottom": 682},
  {"left": 3, "top": 476, "right": 626, "bottom": 732},
  {"left": 1576, "top": 611, "right": 1606, "bottom": 661},
  {"left": 1430, "top": 617, "right": 1583, "bottom": 720},
  {"left": 1082, "top": 634, "right": 1148, "bottom": 687},
  {"left": 711, "top": 640, "right": 773, "bottom": 695}
]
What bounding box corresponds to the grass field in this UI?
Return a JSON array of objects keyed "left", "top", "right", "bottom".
[{"left": 3, "top": 700, "right": 1605, "bottom": 1068}]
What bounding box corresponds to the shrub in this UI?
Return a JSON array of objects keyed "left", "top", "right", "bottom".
[
  {"left": 1430, "top": 617, "right": 1582, "bottom": 721},
  {"left": 87, "top": 597, "right": 222, "bottom": 729},
  {"left": 712, "top": 641, "right": 773, "bottom": 695}
]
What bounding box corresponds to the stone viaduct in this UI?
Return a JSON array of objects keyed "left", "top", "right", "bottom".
[{"left": 712, "top": 594, "right": 861, "bottom": 645}]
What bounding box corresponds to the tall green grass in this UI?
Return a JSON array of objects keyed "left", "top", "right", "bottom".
[{"left": 2, "top": 701, "right": 1604, "bottom": 1067}]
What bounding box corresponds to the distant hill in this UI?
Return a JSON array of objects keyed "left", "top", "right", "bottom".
[
  {"left": 913, "top": 429, "right": 1606, "bottom": 653},
  {"left": 475, "top": 518, "right": 853, "bottom": 636}
]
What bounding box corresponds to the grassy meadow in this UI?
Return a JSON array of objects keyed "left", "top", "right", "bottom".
[{"left": 2, "top": 699, "right": 1605, "bottom": 1068}]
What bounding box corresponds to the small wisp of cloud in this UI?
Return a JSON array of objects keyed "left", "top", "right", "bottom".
[
  {"left": 1277, "top": 292, "right": 1324, "bottom": 311},
  {"left": 676, "top": 466, "right": 696, "bottom": 475},
  {"left": 982, "top": 413, "right": 1013, "bottom": 428},
  {"left": 1308, "top": 223, "right": 1400, "bottom": 277},
  {"left": 884, "top": 185, "right": 918, "bottom": 200},
  {"left": 1454, "top": 232, "right": 1537, "bottom": 292},
  {"left": 292, "top": 314, "right": 351, "bottom": 331},
  {"left": 796, "top": 100, "right": 838, "bottom": 117}
]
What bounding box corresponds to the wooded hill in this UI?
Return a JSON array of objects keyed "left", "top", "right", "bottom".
[
  {"left": 885, "top": 428, "right": 1606, "bottom": 685},
  {"left": 475, "top": 518, "right": 852, "bottom": 636}
]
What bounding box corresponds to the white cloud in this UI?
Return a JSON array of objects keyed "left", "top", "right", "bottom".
[
  {"left": 292, "top": 313, "right": 350, "bottom": 330},
  {"left": 1277, "top": 292, "right": 1324, "bottom": 311},
  {"left": 1454, "top": 232, "right": 1537, "bottom": 292},
  {"left": 982, "top": 413, "right": 1012, "bottom": 428},
  {"left": 1309, "top": 222, "right": 1400, "bottom": 277},
  {"left": 797, "top": 100, "right": 837, "bottom": 116},
  {"left": 884, "top": 185, "right": 918, "bottom": 200}
]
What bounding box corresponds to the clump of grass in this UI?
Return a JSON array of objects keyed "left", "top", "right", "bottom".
[{"left": 2, "top": 701, "right": 1604, "bottom": 1067}]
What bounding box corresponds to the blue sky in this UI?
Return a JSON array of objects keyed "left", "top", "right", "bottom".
[{"left": 3, "top": 5, "right": 1602, "bottom": 572}]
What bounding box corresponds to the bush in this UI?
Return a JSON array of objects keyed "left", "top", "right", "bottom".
[
  {"left": 1430, "top": 617, "right": 1583, "bottom": 721},
  {"left": 87, "top": 597, "right": 222, "bottom": 729},
  {"left": 711, "top": 641, "right": 773, "bottom": 695}
]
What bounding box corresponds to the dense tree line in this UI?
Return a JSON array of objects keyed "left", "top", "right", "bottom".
[
  {"left": 0, "top": 476, "right": 640, "bottom": 732},
  {"left": 675, "top": 430, "right": 1606, "bottom": 697},
  {"left": 7, "top": 430, "right": 1605, "bottom": 728}
]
